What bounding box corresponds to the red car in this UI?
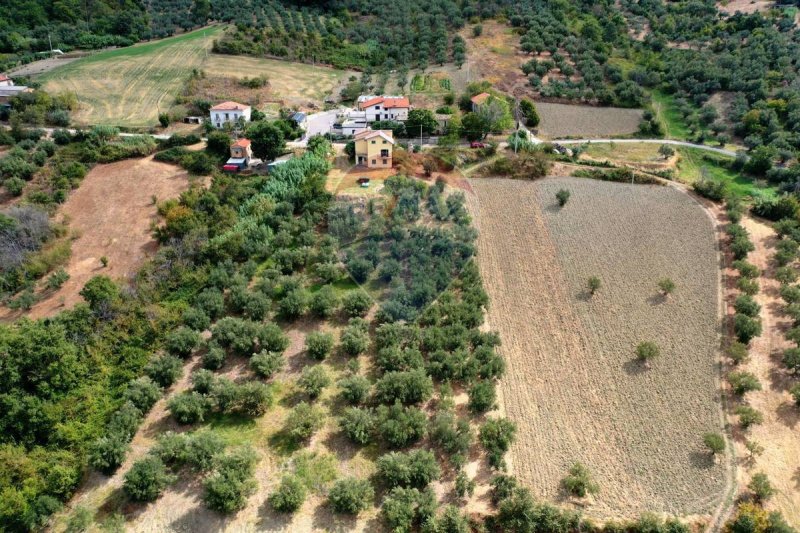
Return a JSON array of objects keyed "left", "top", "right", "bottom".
[{"left": 470, "top": 141, "right": 486, "bottom": 148}]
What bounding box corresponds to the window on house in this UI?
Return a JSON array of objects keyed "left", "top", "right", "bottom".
[
  {"left": 382, "top": 159, "right": 388, "bottom": 164},
  {"left": 372, "top": 159, "right": 376, "bottom": 165},
  {"left": 381, "top": 149, "right": 389, "bottom": 157},
  {"left": 371, "top": 140, "right": 376, "bottom": 144},
  {"left": 225, "top": 113, "right": 229, "bottom": 120},
  {"left": 385, "top": 114, "right": 389, "bottom": 119}
]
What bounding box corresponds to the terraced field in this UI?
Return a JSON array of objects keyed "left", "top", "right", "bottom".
[{"left": 467, "top": 177, "right": 730, "bottom": 520}]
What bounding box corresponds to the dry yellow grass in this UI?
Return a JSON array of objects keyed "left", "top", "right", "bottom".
[
  {"left": 202, "top": 55, "right": 355, "bottom": 107},
  {"left": 468, "top": 177, "right": 730, "bottom": 520},
  {"left": 39, "top": 27, "right": 353, "bottom": 127}
]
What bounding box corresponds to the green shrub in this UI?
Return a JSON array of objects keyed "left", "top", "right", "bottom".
[
  {"left": 734, "top": 313, "right": 762, "bottom": 344},
  {"left": 165, "top": 327, "right": 201, "bottom": 358},
  {"left": 122, "top": 377, "right": 162, "bottom": 412},
  {"left": 376, "top": 449, "right": 440, "bottom": 489},
  {"left": 339, "top": 375, "right": 371, "bottom": 405},
  {"left": 182, "top": 307, "right": 211, "bottom": 331},
  {"left": 123, "top": 456, "right": 175, "bottom": 502},
  {"left": 167, "top": 391, "right": 210, "bottom": 424},
  {"left": 145, "top": 354, "right": 183, "bottom": 387},
  {"left": 305, "top": 331, "right": 334, "bottom": 360},
  {"left": 375, "top": 369, "right": 433, "bottom": 405},
  {"left": 737, "top": 277, "right": 759, "bottom": 296},
  {"left": 202, "top": 343, "right": 226, "bottom": 370},
  {"left": 735, "top": 406, "right": 764, "bottom": 429},
  {"left": 328, "top": 477, "right": 374, "bottom": 515},
  {"left": 340, "top": 318, "right": 370, "bottom": 356},
  {"left": 468, "top": 380, "right": 496, "bottom": 413},
  {"left": 202, "top": 448, "right": 258, "bottom": 513},
  {"left": 285, "top": 402, "right": 325, "bottom": 442},
  {"left": 479, "top": 417, "right": 516, "bottom": 469},
  {"left": 250, "top": 350, "right": 285, "bottom": 378},
  {"left": 703, "top": 432, "right": 725, "bottom": 455},
  {"left": 269, "top": 475, "right": 307, "bottom": 513},
  {"left": 299, "top": 365, "right": 331, "bottom": 399},
  {"left": 88, "top": 436, "right": 129, "bottom": 474},
  {"left": 733, "top": 295, "right": 760, "bottom": 317},
  {"left": 342, "top": 291, "right": 372, "bottom": 317},
  {"left": 340, "top": 407, "right": 375, "bottom": 445},
  {"left": 727, "top": 341, "right": 749, "bottom": 364},
  {"left": 278, "top": 288, "right": 308, "bottom": 320},
  {"left": 732, "top": 260, "right": 759, "bottom": 279},
  {"left": 561, "top": 462, "right": 599, "bottom": 497},
  {"left": 728, "top": 371, "right": 762, "bottom": 396},
  {"left": 377, "top": 402, "right": 427, "bottom": 448},
  {"left": 310, "top": 285, "right": 339, "bottom": 318}
]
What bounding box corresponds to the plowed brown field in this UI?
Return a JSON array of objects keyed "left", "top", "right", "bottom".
[{"left": 467, "top": 177, "right": 730, "bottom": 520}]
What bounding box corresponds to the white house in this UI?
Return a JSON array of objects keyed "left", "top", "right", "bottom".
[
  {"left": 357, "top": 95, "right": 410, "bottom": 122},
  {"left": 0, "top": 74, "right": 13, "bottom": 87},
  {"left": 210, "top": 101, "right": 251, "bottom": 129}
]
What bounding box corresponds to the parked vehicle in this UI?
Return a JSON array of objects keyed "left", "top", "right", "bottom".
[{"left": 470, "top": 141, "right": 485, "bottom": 148}]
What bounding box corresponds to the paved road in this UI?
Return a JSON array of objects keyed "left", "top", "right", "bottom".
[
  {"left": 552, "top": 138, "right": 741, "bottom": 158},
  {"left": 301, "top": 109, "right": 345, "bottom": 144}
]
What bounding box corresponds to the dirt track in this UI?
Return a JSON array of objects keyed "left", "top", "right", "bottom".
[{"left": 467, "top": 177, "right": 728, "bottom": 520}]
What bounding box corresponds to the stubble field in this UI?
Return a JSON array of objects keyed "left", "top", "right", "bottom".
[
  {"left": 39, "top": 26, "right": 352, "bottom": 126},
  {"left": 535, "top": 102, "right": 643, "bottom": 139},
  {"left": 467, "top": 177, "right": 730, "bottom": 519}
]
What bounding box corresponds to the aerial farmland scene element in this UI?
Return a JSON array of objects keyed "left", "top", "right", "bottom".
[{"left": 1, "top": 1, "right": 800, "bottom": 532}]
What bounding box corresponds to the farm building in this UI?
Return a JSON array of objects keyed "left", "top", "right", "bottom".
[
  {"left": 291, "top": 111, "right": 307, "bottom": 130},
  {"left": 354, "top": 129, "right": 394, "bottom": 168},
  {"left": 224, "top": 138, "right": 253, "bottom": 171},
  {"left": 470, "top": 92, "right": 491, "bottom": 111},
  {"left": 357, "top": 95, "right": 410, "bottom": 122},
  {"left": 210, "top": 101, "right": 251, "bottom": 129},
  {"left": 0, "top": 85, "right": 32, "bottom": 100}
]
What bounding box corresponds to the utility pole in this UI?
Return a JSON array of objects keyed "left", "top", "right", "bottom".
[
  {"left": 48, "top": 33, "right": 53, "bottom": 56},
  {"left": 420, "top": 124, "right": 423, "bottom": 150}
]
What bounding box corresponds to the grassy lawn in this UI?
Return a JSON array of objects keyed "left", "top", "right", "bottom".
[
  {"left": 676, "top": 147, "right": 777, "bottom": 200},
  {"left": 651, "top": 90, "right": 690, "bottom": 140},
  {"left": 583, "top": 142, "right": 662, "bottom": 162}
]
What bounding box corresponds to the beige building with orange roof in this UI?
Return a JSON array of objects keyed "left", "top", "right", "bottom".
[{"left": 354, "top": 129, "right": 395, "bottom": 168}]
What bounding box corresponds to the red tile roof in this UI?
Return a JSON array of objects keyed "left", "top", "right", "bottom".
[
  {"left": 470, "top": 92, "right": 491, "bottom": 105},
  {"left": 232, "top": 138, "right": 251, "bottom": 147},
  {"left": 0, "top": 74, "right": 10, "bottom": 82},
  {"left": 357, "top": 96, "right": 410, "bottom": 110},
  {"left": 211, "top": 101, "right": 250, "bottom": 111},
  {"left": 355, "top": 129, "right": 395, "bottom": 144}
]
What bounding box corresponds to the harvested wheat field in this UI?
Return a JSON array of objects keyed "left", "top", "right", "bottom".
[
  {"left": 203, "top": 55, "right": 356, "bottom": 108},
  {"left": 1, "top": 156, "right": 197, "bottom": 321},
  {"left": 536, "top": 102, "right": 643, "bottom": 139},
  {"left": 40, "top": 27, "right": 223, "bottom": 126},
  {"left": 467, "top": 177, "right": 729, "bottom": 520}
]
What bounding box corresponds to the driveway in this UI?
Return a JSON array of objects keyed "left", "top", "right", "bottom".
[{"left": 302, "top": 109, "right": 346, "bottom": 143}]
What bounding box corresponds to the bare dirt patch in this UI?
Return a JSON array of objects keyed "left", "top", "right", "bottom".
[
  {"left": 0, "top": 156, "right": 196, "bottom": 321},
  {"left": 717, "top": 0, "right": 774, "bottom": 15},
  {"left": 467, "top": 177, "right": 729, "bottom": 520},
  {"left": 536, "top": 102, "right": 643, "bottom": 139}
]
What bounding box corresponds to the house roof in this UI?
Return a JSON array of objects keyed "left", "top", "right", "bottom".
[
  {"left": 0, "top": 74, "right": 10, "bottom": 82},
  {"left": 355, "top": 129, "right": 395, "bottom": 144},
  {"left": 231, "top": 138, "right": 251, "bottom": 148},
  {"left": 291, "top": 111, "right": 306, "bottom": 122},
  {"left": 470, "top": 92, "right": 491, "bottom": 105},
  {"left": 357, "top": 96, "right": 410, "bottom": 110},
  {"left": 211, "top": 101, "right": 250, "bottom": 111},
  {"left": 0, "top": 86, "right": 30, "bottom": 97}
]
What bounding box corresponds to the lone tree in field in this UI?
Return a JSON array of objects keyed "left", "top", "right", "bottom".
[
  {"left": 636, "top": 341, "right": 660, "bottom": 368},
  {"left": 702, "top": 432, "right": 725, "bottom": 459},
  {"left": 587, "top": 276, "right": 601, "bottom": 296},
  {"left": 561, "top": 462, "right": 599, "bottom": 498},
  {"left": 748, "top": 472, "right": 775, "bottom": 502},
  {"left": 658, "top": 278, "right": 675, "bottom": 298},
  {"left": 556, "top": 189, "right": 571, "bottom": 207},
  {"left": 658, "top": 144, "right": 675, "bottom": 159}
]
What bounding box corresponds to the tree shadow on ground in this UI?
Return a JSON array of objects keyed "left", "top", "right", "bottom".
[
  {"left": 622, "top": 358, "right": 648, "bottom": 376},
  {"left": 776, "top": 401, "right": 800, "bottom": 429}
]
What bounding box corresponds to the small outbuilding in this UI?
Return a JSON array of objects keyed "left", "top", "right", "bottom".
[
  {"left": 291, "top": 111, "right": 308, "bottom": 130},
  {"left": 224, "top": 138, "right": 253, "bottom": 171}
]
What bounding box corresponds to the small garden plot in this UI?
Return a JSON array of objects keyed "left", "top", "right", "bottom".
[{"left": 468, "top": 177, "right": 729, "bottom": 520}]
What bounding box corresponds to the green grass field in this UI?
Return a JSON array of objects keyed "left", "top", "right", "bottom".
[
  {"left": 676, "top": 147, "right": 777, "bottom": 200},
  {"left": 39, "top": 26, "right": 351, "bottom": 127},
  {"left": 651, "top": 90, "right": 690, "bottom": 140}
]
